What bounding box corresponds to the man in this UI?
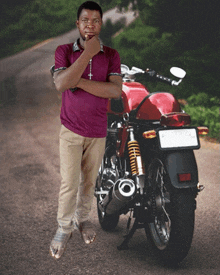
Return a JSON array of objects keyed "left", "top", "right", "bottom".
[{"left": 49, "top": 1, "right": 122, "bottom": 259}]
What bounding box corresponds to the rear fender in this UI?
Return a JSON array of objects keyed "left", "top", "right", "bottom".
[{"left": 164, "top": 150, "right": 198, "bottom": 188}]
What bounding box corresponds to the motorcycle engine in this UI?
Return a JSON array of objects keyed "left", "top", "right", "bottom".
[
  {"left": 102, "top": 168, "right": 116, "bottom": 190},
  {"left": 107, "top": 121, "right": 122, "bottom": 143}
]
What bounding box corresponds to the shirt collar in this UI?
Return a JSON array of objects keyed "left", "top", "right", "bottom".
[{"left": 73, "top": 38, "right": 104, "bottom": 52}]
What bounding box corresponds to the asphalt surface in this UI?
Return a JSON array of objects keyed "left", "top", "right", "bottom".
[{"left": 0, "top": 8, "right": 219, "bottom": 275}]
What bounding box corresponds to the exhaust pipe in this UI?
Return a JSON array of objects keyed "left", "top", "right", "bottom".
[{"left": 100, "top": 178, "right": 136, "bottom": 215}]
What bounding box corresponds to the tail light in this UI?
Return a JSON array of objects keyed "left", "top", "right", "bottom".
[
  {"left": 160, "top": 112, "right": 191, "bottom": 127},
  {"left": 178, "top": 173, "right": 191, "bottom": 182},
  {"left": 143, "top": 130, "right": 156, "bottom": 139},
  {"left": 197, "top": 126, "right": 209, "bottom": 135}
]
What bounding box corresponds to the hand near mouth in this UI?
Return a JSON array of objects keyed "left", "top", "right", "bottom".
[
  {"left": 85, "top": 34, "right": 95, "bottom": 40},
  {"left": 84, "top": 34, "right": 101, "bottom": 58}
]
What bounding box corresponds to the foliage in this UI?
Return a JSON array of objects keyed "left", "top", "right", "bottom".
[
  {"left": 99, "top": 17, "right": 126, "bottom": 48},
  {"left": 187, "top": 93, "right": 220, "bottom": 108},
  {"left": 112, "top": 18, "right": 219, "bottom": 99},
  {"left": 106, "top": 0, "right": 220, "bottom": 100},
  {"left": 108, "top": 0, "right": 220, "bottom": 49},
  {"left": 180, "top": 92, "right": 220, "bottom": 140},
  {"left": 113, "top": 18, "right": 172, "bottom": 69},
  {"left": 183, "top": 105, "right": 219, "bottom": 140},
  {"left": 176, "top": 46, "right": 220, "bottom": 99},
  {"left": 142, "top": 0, "right": 219, "bottom": 51}
]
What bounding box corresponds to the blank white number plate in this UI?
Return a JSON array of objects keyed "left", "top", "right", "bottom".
[{"left": 158, "top": 128, "right": 199, "bottom": 149}]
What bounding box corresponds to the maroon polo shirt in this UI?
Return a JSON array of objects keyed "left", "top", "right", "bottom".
[{"left": 54, "top": 39, "right": 121, "bottom": 138}]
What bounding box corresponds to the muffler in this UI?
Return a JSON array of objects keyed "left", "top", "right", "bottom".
[{"left": 100, "top": 178, "right": 136, "bottom": 215}]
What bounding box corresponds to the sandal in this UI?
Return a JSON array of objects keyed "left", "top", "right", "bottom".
[
  {"left": 49, "top": 229, "right": 72, "bottom": 259},
  {"left": 75, "top": 221, "right": 96, "bottom": 244}
]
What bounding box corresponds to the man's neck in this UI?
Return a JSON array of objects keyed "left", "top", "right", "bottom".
[{"left": 79, "top": 37, "right": 85, "bottom": 49}]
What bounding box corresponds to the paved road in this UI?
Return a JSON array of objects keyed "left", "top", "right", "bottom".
[{"left": 0, "top": 9, "right": 219, "bottom": 275}]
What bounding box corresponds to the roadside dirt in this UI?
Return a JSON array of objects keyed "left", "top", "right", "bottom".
[{"left": 199, "top": 137, "right": 219, "bottom": 151}]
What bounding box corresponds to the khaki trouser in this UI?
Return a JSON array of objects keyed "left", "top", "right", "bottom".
[{"left": 57, "top": 125, "right": 106, "bottom": 233}]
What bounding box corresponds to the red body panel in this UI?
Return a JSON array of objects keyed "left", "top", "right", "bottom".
[
  {"left": 108, "top": 82, "right": 181, "bottom": 121},
  {"left": 122, "top": 82, "right": 150, "bottom": 113},
  {"left": 108, "top": 82, "right": 150, "bottom": 114},
  {"left": 136, "top": 93, "right": 181, "bottom": 120}
]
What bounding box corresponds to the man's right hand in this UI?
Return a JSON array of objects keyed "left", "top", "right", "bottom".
[
  {"left": 54, "top": 35, "right": 101, "bottom": 93},
  {"left": 84, "top": 35, "right": 101, "bottom": 58}
]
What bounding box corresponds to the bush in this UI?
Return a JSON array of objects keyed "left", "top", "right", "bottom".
[
  {"left": 187, "top": 92, "right": 219, "bottom": 108},
  {"left": 188, "top": 106, "right": 219, "bottom": 140}
]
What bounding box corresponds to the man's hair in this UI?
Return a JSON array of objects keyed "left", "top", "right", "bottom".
[{"left": 77, "top": 1, "right": 103, "bottom": 20}]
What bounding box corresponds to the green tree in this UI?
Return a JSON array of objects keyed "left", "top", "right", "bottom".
[
  {"left": 110, "top": 0, "right": 219, "bottom": 98},
  {"left": 110, "top": 0, "right": 220, "bottom": 50}
]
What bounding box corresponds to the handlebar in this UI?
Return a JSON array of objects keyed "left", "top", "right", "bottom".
[
  {"left": 146, "top": 69, "right": 182, "bottom": 86},
  {"left": 122, "top": 65, "right": 185, "bottom": 86}
]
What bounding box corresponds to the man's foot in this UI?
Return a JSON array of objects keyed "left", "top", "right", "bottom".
[
  {"left": 49, "top": 229, "right": 72, "bottom": 259},
  {"left": 76, "top": 221, "right": 96, "bottom": 244}
]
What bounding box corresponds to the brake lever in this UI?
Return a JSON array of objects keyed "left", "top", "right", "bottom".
[{"left": 146, "top": 68, "right": 156, "bottom": 77}]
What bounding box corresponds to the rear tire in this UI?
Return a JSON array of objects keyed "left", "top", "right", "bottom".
[{"left": 145, "top": 158, "right": 196, "bottom": 265}]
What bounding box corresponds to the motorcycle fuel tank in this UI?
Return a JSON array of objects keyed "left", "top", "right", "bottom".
[
  {"left": 108, "top": 82, "right": 150, "bottom": 114},
  {"left": 107, "top": 83, "right": 181, "bottom": 121}
]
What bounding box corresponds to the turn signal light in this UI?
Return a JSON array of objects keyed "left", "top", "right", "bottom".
[
  {"left": 178, "top": 173, "right": 191, "bottom": 182},
  {"left": 143, "top": 130, "right": 156, "bottom": 139},
  {"left": 160, "top": 112, "right": 191, "bottom": 127},
  {"left": 197, "top": 126, "right": 209, "bottom": 135}
]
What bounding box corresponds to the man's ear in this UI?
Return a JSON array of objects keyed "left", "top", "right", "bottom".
[{"left": 76, "top": 20, "right": 79, "bottom": 28}]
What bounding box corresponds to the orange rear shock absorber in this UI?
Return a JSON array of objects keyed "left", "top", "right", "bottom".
[{"left": 127, "top": 128, "right": 144, "bottom": 176}]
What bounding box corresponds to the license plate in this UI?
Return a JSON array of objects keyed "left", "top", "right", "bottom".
[{"left": 158, "top": 128, "right": 200, "bottom": 150}]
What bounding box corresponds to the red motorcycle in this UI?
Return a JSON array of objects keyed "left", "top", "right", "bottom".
[{"left": 95, "top": 64, "right": 208, "bottom": 265}]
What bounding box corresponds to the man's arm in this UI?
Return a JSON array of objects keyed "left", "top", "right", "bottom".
[
  {"left": 76, "top": 75, "right": 122, "bottom": 99},
  {"left": 54, "top": 36, "right": 100, "bottom": 93},
  {"left": 53, "top": 35, "right": 122, "bottom": 98}
]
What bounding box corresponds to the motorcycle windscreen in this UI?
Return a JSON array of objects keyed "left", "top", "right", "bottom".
[{"left": 135, "top": 92, "right": 181, "bottom": 120}]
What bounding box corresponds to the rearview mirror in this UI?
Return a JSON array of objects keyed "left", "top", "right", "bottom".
[
  {"left": 121, "top": 64, "right": 129, "bottom": 75},
  {"left": 170, "top": 67, "right": 186, "bottom": 79}
]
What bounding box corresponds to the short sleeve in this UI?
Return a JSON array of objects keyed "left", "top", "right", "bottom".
[
  {"left": 107, "top": 50, "right": 122, "bottom": 77},
  {"left": 54, "top": 45, "right": 71, "bottom": 70}
]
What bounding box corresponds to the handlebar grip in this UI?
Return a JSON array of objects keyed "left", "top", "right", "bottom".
[
  {"left": 155, "top": 74, "right": 173, "bottom": 84},
  {"left": 146, "top": 69, "right": 175, "bottom": 85}
]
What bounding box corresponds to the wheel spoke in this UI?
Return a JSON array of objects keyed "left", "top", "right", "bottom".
[
  {"left": 162, "top": 205, "right": 171, "bottom": 228},
  {"left": 147, "top": 159, "right": 171, "bottom": 249}
]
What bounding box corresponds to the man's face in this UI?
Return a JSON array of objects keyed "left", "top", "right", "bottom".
[{"left": 76, "top": 9, "right": 102, "bottom": 41}]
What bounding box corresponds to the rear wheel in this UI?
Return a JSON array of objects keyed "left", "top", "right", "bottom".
[{"left": 146, "top": 158, "right": 196, "bottom": 265}]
